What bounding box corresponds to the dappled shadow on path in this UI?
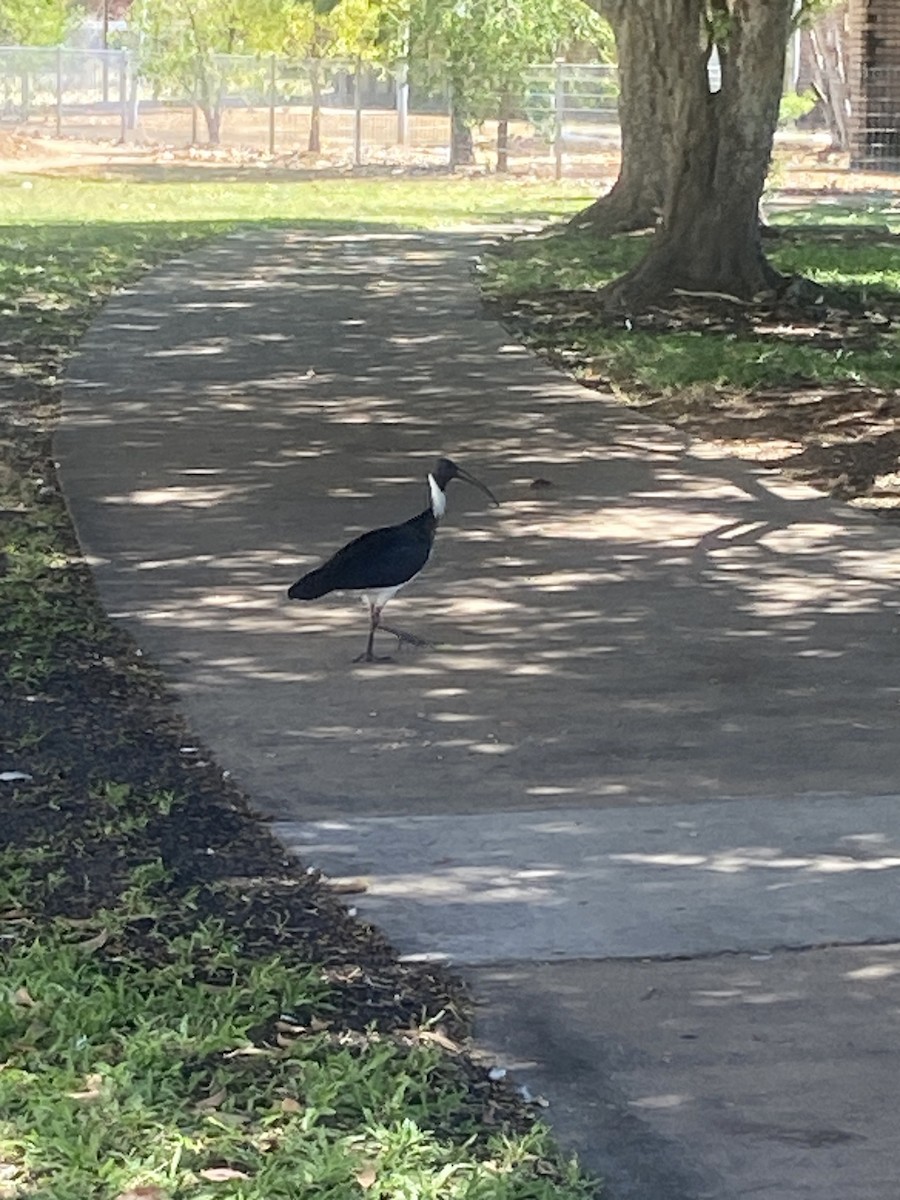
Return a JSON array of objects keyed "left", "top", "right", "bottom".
[{"left": 60, "top": 228, "right": 900, "bottom": 817}]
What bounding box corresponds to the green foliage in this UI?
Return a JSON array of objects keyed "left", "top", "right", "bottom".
[
  {"left": 329, "top": 0, "right": 410, "bottom": 63},
  {"left": 778, "top": 88, "right": 817, "bottom": 127},
  {"left": 0, "top": 0, "right": 81, "bottom": 45},
  {"left": 792, "top": 0, "right": 840, "bottom": 30},
  {"left": 409, "top": 0, "right": 613, "bottom": 123},
  {"left": 130, "top": 0, "right": 308, "bottom": 141}
]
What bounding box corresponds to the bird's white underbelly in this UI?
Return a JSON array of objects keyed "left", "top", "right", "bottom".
[{"left": 362, "top": 583, "right": 405, "bottom": 611}]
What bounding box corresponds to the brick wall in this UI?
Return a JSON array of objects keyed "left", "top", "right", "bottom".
[{"left": 849, "top": 0, "right": 900, "bottom": 168}]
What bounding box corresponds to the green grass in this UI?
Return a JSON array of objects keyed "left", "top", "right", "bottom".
[
  {"left": 553, "top": 326, "right": 900, "bottom": 392},
  {"left": 479, "top": 208, "right": 900, "bottom": 393},
  {"left": 1, "top": 170, "right": 598, "bottom": 1200},
  {"left": 1, "top": 172, "right": 589, "bottom": 228},
  {"left": 3, "top": 917, "right": 584, "bottom": 1200}
]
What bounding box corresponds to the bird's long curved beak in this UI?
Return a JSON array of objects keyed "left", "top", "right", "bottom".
[{"left": 457, "top": 467, "right": 500, "bottom": 507}]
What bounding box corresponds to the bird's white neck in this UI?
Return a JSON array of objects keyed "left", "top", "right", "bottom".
[{"left": 428, "top": 473, "right": 447, "bottom": 519}]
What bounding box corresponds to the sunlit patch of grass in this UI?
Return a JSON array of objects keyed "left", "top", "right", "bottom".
[
  {"left": 0, "top": 910, "right": 592, "bottom": 1200},
  {"left": 0, "top": 172, "right": 589, "bottom": 230},
  {"left": 771, "top": 238, "right": 900, "bottom": 293},
  {"left": 768, "top": 201, "right": 900, "bottom": 231}
]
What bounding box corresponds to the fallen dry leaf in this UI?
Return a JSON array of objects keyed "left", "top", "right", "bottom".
[
  {"left": 279, "top": 1097, "right": 302, "bottom": 1113},
  {"left": 275, "top": 1019, "right": 304, "bottom": 1035},
  {"left": 223, "top": 1044, "right": 270, "bottom": 1059},
  {"left": 355, "top": 1161, "right": 378, "bottom": 1189},
  {"left": 417, "top": 1029, "right": 461, "bottom": 1053},
  {"left": 194, "top": 1088, "right": 227, "bottom": 1111},
  {"left": 199, "top": 1167, "right": 250, "bottom": 1182},
  {"left": 115, "top": 1186, "right": 169, "bottom": 1200},
  {"left": 13, "top": 987, "right": 36, "bottom": 1008},
  {"left": 75, "top": 928, "right": 109, "bottom": 953},
  {"left": 66, "top": 1073, "right": 104, "bottom": 1101}
]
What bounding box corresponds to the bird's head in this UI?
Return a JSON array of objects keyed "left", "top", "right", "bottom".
[{"left": 428, "top": 457, "right": 500, "bottom": 518}]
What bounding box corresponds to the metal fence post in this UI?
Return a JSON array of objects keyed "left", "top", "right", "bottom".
[
  {"left": 191, "top": 66, "right": 199, "bottom": 145},
  {"left": 268, "top": 53, "right": 276, "bottom": 154},
  {"left": 553, "top": 58, "right": 564, "bottom": 181},
  {"left": 118, "top": 51, "right": 127, "bottom": 142},
  {"left": 353, "top": 57, "right": 363, "bottom": 167},
  {"left": 55, "top": 45, "right": 63, "bottom": 136},
  {"left": 396, "top": 59, "right": 409, "bottom": 146}
]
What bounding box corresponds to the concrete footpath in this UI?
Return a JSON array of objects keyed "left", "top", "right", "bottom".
[{"left": 59, "top": 229, "right": 900, "bottom": 1199}]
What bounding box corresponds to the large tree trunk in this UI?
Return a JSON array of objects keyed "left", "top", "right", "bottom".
[
  {"left": 806, "top": 9, "right": 851, "bottom": 152},
  {"left": 570, "top": 0, "right": 672, "bottom": 234},
  {"left": 604, "top": 0, "right": 794, "bottom": 308}
]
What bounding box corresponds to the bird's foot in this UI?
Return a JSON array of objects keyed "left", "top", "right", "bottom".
[
  {"left": 379, "top": 624, "right": 433, "bottom": 650},
  {"left": 352, "top": 651, "right": 395, "bottom": 664}
]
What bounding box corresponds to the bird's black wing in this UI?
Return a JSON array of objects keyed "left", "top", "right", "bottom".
[{"left": 288, "top": 511, "right": 435, "bottom": 599}]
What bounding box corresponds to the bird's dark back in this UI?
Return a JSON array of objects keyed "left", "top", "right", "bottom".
[{"left": 288, "top": 509, "right": 437, "bottom": 600}]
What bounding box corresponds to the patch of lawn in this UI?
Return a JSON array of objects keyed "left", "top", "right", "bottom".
[
  {"left": 1, "top": 172, "right": 589, "bottom": 229},
  {"left": 3, "top": 915, "right": 581, "bottom": 1200},
  {"left": 479, "top": 209, "right": 900, "bottom": 393},
  {"left": 772, "top": 236, "right": 900, "bottom": 294},
  {"left": 0, "top": 173, "right": 599, "bottom": 1199},
  {"left": 554, "top": 326, "right": 900, "bottom": 392}
]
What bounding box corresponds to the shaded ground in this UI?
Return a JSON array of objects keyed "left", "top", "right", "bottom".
[{"left": 490, "top": 223, "right": 900, "bottom": 518}]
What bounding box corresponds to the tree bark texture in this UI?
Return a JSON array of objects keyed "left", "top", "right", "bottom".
[
  {"left": 604, "top": 0, "right": 795, "bottom": 307},
  {"left": 450, "top": 106, "right": 475, "bottom": 166},
  {"left": 807, "top": 9, "right": 851, "bottom": 152},
  {"left": 308, "top": 63, "right": 322, "bottom": 153},
  {"left": 195, "top": 67, "right": 223, "bottom": 145},
  {"left": 496, "top": 91, "right": 513, "bottom": 173},
  {"left": 571, "top": 0, "right": 673, "bottom": 233},
  {"left": 199, "top": 103, "right": 222, "bottom": 144}
]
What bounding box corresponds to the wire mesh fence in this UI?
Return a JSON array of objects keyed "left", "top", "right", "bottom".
[
  {"left": 3, "top": 45, "right": 900, "bottom": 175},
  {"left": 0, "top": 47, "right": 623, "bottom": 176},
  {"left": 851, "top": 66, "right": 900, "bottom": 171}
]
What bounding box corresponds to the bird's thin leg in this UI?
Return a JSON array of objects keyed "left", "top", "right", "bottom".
[
  {"left": 353, "top": 603, "right": 393, "bottom": 664},
  {"left": 379, "top": 624, "right": 433, "bottom": 649}
]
